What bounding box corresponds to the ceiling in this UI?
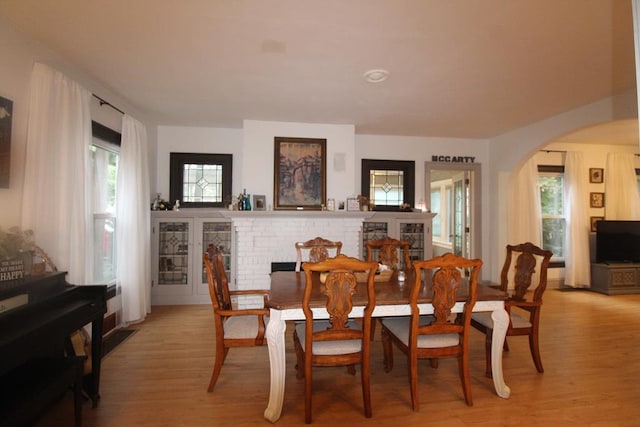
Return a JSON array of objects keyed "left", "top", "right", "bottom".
[{"left": 0, "top": 0, "right": 637, "bottom": 141}]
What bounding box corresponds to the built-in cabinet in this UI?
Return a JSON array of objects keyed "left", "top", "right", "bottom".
[
  {"left": 590, "top": 262, "right": 640, "bottom": 295},
  {"left": 151, "top": 210, "right": 434, "bottom": 305},
  {"left": 362, "top": 212, "right": 435, "bottom": 270},
  {"left": 151, "top": 210, "right": 232, "bottom": 305}
]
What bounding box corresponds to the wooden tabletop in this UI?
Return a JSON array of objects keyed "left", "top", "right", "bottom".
[{"left": 267, "top": 270, "right": 507, "bottom": 310}]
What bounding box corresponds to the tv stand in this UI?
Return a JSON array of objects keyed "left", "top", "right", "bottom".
[{"left": 591, "top": 262, "right": 640, "bottom": 295}]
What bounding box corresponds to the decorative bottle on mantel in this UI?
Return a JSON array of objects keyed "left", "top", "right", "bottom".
[
  {"left": 245, "top": 194, "right": 252, "bottom": 211},
  {"left": 240, "top": 189, "right": 248, "bottom": 211}
]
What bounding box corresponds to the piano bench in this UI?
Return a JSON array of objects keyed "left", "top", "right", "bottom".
[{"left": 0, "top": 356, "right": 86, "bottom": 427}]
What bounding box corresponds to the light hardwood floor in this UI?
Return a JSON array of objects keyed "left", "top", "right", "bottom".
[{"left": 39, "top": 289, "right": 640, "bottom": 426}]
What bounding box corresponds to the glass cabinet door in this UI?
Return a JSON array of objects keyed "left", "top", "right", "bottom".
[
  {"left": 200, "top": 220, "right": 232, "bottom": 289},
  {"left": 399, "top": 221, "right": 425, "bottom": 264},
  {"left": 157, "top": 221, "right": 191, "bottom": 285},
  {"left": 362, "top": 221, "right": 388, "bottom": 258}
]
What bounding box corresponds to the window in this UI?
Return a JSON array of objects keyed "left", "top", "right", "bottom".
[
  {"left": 361, "top": 159, "right": 415, "bottom": 211},
  {"left": 431, "top": 188, "right": 441, "bottom": 237},
  {"left": 430, "top": 184, "right": 453, "bottom": 245},
  {"left": 91, "top": 121, "right": 120, "bottom": 284},
  {"left": 538, "top": 165, "right": 565, "bottom": 262},
  {"left": 170, "top": 153, "right": 232, "bottom": 208}
]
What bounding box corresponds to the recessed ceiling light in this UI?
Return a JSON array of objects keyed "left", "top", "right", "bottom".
[{"left": 363, "top": 69, "right": 390, "bottom": 83}]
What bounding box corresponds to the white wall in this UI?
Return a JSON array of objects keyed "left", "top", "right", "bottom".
[
  {"left": 243, "top": 120, "right": 356, "bottom": 209},
  {"left": 486, "top": 90, "right": 638, "bottom": 281},
  {"left": 155, "top": 126, "right": 243, "bottom": 201},
  {"left": 0, "top": 17, "right": 156, "bottom": 228},
  {"left": 533, "top": 141, "right": 640, "bottom": 286}
]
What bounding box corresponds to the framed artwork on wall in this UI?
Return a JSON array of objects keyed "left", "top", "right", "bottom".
[
  {"left": 273, "top": 137, "right": 326, "bottom": 210},
  {"left": 589, "top": 168, "right": 604, "bottom": 183},
  {"left": 590, "top": 192, "right": 605, "bottom": 208},
  {"left": 590, "top": 216, "right": 604, "bottom": 232}
]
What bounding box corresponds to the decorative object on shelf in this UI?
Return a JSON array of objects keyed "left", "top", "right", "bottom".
[
  {"left": 589, "top": 168, "right": 604, "bottom": 183},
  {"left": 253, "top": 194, "right": 266, "bottom": 211},
  {"left": 326, "top": 198, "right": 335, "bottom": 211},
  {"left": 151, "top": 193, "right": 171, "bottom": 211},
  {"left": 357, "top": 195, "right": 369, "bottom": 211},
  {"left": 237, "top": 189, "right": 252, "bottom": 210},
  {"left": 0, "top": 227, "right": 35, "bottom": 281},
  {"left": 590, "top": 216, "right": 604, "bottom": 232},
  {"left": 274, "top": 137, "right": 326, "bottom": 210},
  {"left": 400, "top": 203, "right": 413, "bottom": 211},
  {"left": 590, "top": 192, "right": 605, "bottom": 208},
  {"left": 346, "top": 197, "right": 360, "bottom": 211}
]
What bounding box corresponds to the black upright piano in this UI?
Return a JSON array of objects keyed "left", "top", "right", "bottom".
[{"left": 0, "top": 272, "right": 107, "bottom": 407}]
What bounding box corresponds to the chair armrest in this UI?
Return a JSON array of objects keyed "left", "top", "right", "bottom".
[
  {"left": 229, "top": 290, "right": 270, "bottom": 296},
  {"left": 216, "top": 307, "right": 270, "bottom": 317}
]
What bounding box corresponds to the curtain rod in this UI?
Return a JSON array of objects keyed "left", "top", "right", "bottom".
[
  {"left": 539, "top": 149, "right": 566, "bottom": 153},
  {"left": 92, "top": 94, "right": 124, "bottom": 115}
]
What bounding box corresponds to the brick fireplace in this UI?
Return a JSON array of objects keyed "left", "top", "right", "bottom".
[{"left": 220, "top": 211, "right": 374, "bottom": 296}]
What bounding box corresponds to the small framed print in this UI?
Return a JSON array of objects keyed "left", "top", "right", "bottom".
[
  {"left": 346, "top": 197, "right": 360, "bottom": 211},
  {"left": 326, "top": 198, "right": 335, "bottom": 211},
  {"left": 590, "top": 192, "right": 605, "bottom": 208},
  {"left": 589, "top": 168, "right": 604, "bottom": 183},
  {"left": 253, "top": 194, "right": 266, "bottom": 211},
  {"left": 590, "top": 216, "right": 604, "bottom": 232}
]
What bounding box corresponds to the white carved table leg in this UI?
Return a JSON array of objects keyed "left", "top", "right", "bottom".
[
  {"left": 490, "top": 304, "right": 511, "bottom": 398},
  {"left": 264, "top": 309, "right": 286, "bottom": 423}
]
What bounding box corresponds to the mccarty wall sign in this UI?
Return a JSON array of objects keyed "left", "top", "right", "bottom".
[{"left": 431, "top": 155, "right": 476, "bottom": 163}]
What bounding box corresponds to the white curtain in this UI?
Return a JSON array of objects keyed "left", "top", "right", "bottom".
[
  {"left": 116, "top": 115, "right": 151, "bottom": 324},
  {"left": 21, "top": 63, "right": 93, "bottom": 285},
  {"left": 508, "top": 157, "right": 542, "bottom": 246},
  {"left": 605, "top": 153, "right": 640, "bottom": 220},
  {"left": 563, "top": 152, "right": 590, "bottom": 288}
]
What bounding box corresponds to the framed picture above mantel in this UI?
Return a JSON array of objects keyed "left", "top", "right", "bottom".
[{"left": 273, "top": 137, "right": 326, "bottom": 210}]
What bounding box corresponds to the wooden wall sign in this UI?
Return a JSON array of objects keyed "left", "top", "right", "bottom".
[{"left": 431, "top": 155, "right": 475, "bottom": 163}]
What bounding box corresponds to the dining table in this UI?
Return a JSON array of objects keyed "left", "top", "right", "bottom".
[{"left": 263, "top": 270, "right": 511, "bottom": 423}]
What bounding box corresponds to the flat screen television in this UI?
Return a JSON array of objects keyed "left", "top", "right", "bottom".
[{"left": 596, "top": 220, "right": 640, "bottom": 263}]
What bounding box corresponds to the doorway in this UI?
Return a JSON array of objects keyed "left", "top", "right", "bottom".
[{"left": 425, "top": 162, "right": 481, "bottom": 260}]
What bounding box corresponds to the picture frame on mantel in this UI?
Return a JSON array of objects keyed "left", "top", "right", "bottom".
[
  {"left": 273, "top": 137, "right": 326, "bottom": 210},
  {"left": 253, "top": 194, "right": 266, "bottom": 211}
]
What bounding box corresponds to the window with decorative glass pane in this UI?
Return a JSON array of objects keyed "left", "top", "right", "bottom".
[
  {"left": 370, "top": 169, "right": 403, "bottom": 206},
  {"left": 538, "top": 167, "right": 565, "bottom": 260},
  {"left": 182, "top": 163, "right": 223, "bottom": 203}
]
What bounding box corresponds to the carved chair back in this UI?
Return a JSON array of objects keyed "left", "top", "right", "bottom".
[
  {"left": 365, "top": 237, "right": 412, "bottom": 272},
  {"left": 295, "top": 237, "right": 342, "bottom": 272}
]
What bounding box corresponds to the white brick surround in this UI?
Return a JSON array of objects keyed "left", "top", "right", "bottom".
[{"left": 220, "top": 211, "right": 374, "bottom": 292}]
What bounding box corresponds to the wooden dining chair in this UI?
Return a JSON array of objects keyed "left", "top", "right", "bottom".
[
  {"left": 295, "top": 236, "right": 343, "bottom": 272},
  {"left": 293, "top": 254, "right": 378, "bottom": 423},
  {"left": 365, "top": 236, "right": 412, "bottom": 273},
  {"left": 365, "top": 236, "right": 412, "bottom": 339},
  {"left": 380, "top": 252, "right": 482, "bottom": 411},
  {"left": 471, "top": 242, "right": 553, "bottom": 377},
  {"left": 202, "top": 245, "right": 270, "bottom": 391}
]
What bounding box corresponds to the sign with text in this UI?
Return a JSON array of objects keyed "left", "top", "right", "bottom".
[
  {"left": 0, "top": 258, "right": 25, "bottom": 282},
  {"left": 431, "top": 155, "right": 475, "bottom": 163}
]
